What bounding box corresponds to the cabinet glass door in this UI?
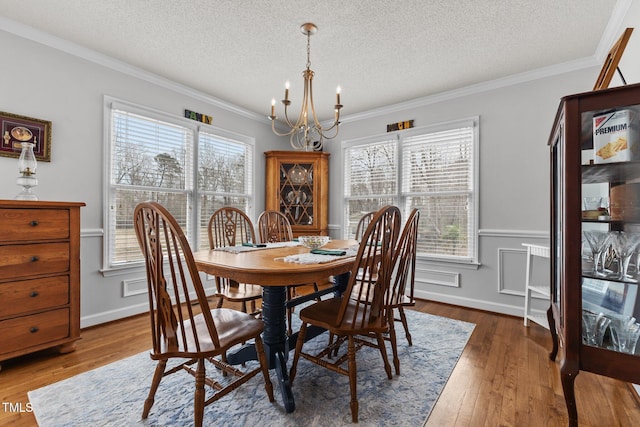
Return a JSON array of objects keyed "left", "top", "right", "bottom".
[
  {"left": 279, "top": 162, "right": 314, "bottom": 226},
  {"left": 552, "top": 122, "right": 564, "bottom": 328},
  {"left": 580, "top": 103, "right": 640, "bottom": 355}
]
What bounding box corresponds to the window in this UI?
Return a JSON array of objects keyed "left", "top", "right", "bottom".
[
  {"left": 104, "top": 98, "right": 253, "bottom": 270},
  {"left": 197, "top": 131, "right": 253, "bottom": 250},
  {"left": 343, "top": 118, "right": 478, "bottom": 263}
]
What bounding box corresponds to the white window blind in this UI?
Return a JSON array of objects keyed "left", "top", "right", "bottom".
[
  {"left": 108, "top": 108, "right": 193, "bottom": 266},
  {"left": 197, "top": 131, "right": 253, "bottom": 250},
  {"left": 105, "top": 98, "right": 254, "bottom": 269},
  {"left": 402, "top": 126, "right": 475, "bottom": 260},
  {"left": 343, "top": 118, "right": 478, "bottom": 263},
  {"left": 343, "top": 139, "right": 398, "bottom": 237}
]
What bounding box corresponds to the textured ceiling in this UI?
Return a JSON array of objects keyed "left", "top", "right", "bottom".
[{"left": 0, "top": 0, "right": 626, "bottom": 121}]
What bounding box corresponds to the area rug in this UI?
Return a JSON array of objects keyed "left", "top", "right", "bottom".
[{"left": 29, "top": 310, "right": 474, "bottom": 426}]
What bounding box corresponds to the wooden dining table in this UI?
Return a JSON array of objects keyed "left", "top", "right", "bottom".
[{"left": 193, "top": 239, "right": 358, "bottom": 413}]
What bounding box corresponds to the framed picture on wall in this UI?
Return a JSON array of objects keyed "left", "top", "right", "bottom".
[{"left": 0, "top": 111, "right": 52, "bottom": 162}]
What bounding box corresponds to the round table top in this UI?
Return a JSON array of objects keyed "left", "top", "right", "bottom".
[{"left": 193, "top": 239, "right": 358, "bottom": 286}]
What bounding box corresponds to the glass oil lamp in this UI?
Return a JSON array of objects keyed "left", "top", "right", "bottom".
[{"left": 15, "top": 141, "right": 38, "bottom": 200}]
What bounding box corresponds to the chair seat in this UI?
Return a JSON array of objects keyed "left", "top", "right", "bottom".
[
  {"left": 216, "top": 282, "right": 263, "bottom": 302},
  {"left": 299, "top": 298, "right": 388, "bottom": 336},
  {"left": 158, "top": 308, "right": 264, "bottom": 356}
]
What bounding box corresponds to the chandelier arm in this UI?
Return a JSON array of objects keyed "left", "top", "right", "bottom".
[
  {"left": 290, "top": 131, "right": 307, "bottom": 150},
  {"left": 317, "top": 123, "right": 340, "bottom": 139},
  {"left": 281, "top": 103, "right": 300, "bottom": 129},
  {"left": 315, "top": 119, "right": 340, "bottom": 133},
  {"left": 271, "top": 119, "right": 298, "bottom": 137},
  {"left": 307, "top": 75, "right": 323, "bottom": 130},
  {"left": 298, "top": 69, "right": 313, "bottom": 129}
]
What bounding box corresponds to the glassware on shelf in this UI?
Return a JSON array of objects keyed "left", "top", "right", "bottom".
[
  {"left": 581, "top": 310, "right": 612, "bottom": 347},
  {"left": 583, "top": 197, "right": 602, "bottom": 211},
  {"left": 610, "top": 231, "right": 640, "bottom": 281},
  {"left": 609, "top": 316, "right": 640, "bottom": 354},
  {"left": 288, "top": 165, "right": 307, "bottom": 185},
  {"left": 583, "top": 230, "right": 612, "bottom": 276},
  {"left": 286, "top": 190, "right": 307, "bottom": 204}
]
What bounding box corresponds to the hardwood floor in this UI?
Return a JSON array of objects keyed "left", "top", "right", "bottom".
[{"left": 1, "top": 299, "right": 639, "bottom": 426}]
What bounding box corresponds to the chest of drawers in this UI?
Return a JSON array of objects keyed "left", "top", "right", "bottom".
[{"left": 0, "top": 200, "right": 84, "bottom": 369}]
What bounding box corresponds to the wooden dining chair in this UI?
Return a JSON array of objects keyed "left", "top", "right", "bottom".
[
  {"left": 257, "top": 209, "right": 324, "bottom": 335},
  {"left": 257, "top": 209, "right": 293, "bottom": 243},
  {"left": 354, "top": 211, "right": 375, "bottom": 241},
  {"left": 289, "top": 205, "right": 401, "bottom": 423},
  {"left": 385, "top": 208, "right": 420, "bottom": 374},
  {"left": 345, "top": 208, "right": 420, "bottom": 375},
  {"left": 207, "top": 207, "right": 262, "bottom": 315},
  {"left": 133, "top": 202, "right": 274, "bottom": 427}
]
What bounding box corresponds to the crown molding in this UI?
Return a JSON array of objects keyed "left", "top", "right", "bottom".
[
  {"left": 2, "top": 0, "right": 631, "bottom": 128},
  {"left": 337, "top": 55, "right": 599, "bottom": 124},
  {"left": 337, "top": 0, "right": 633, "bottom": 125},
  {"left": 0, "top": 16, "right": 268, "bottom": 124},
  {"left": 594, "top": 0, "right": 634, "bottom": 61}
]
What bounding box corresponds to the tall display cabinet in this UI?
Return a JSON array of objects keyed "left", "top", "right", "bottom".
[
  {"left": 264, "top": 150, "right": 329, "bottom": 237},
  {"left": 549, "top": 83, "right": 640, "bottom": 426}
]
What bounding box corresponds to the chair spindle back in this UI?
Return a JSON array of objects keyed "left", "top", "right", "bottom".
[
  {"left": 257, "top": 210, "right": 294, "bottom": 243},
  {"left": 339, "top": 205, "right": 401, "bottom": 328},
  {"left": 208, "top": 207, "right": 257, "bottom": 249},
  {"left": 388, "top": 208, "right": 420, "bottom": 307},
  {"left": 134, "top": 202, "right": 219, "bottom": 357}
]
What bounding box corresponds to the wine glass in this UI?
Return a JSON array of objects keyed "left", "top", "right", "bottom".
[
  {"left": 610, "top": 316, "right": 640, "bottom": 354},
  {"left": 610, "top": 231, "right": 640, "bottom": 281},
  {"left": 581, "top": 310, "right": 612, "bottom": 347},
  {"left": 583, "top": 230, "right": 611, "bottom": 276}
]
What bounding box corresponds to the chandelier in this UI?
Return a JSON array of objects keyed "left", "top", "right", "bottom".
[{"left": 269, "top": 23, "right": 343, "bottom": 151}]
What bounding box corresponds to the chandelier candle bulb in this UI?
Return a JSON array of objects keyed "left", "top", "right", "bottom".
[
  {"left": 336, "top": 86, "right": 341, "bottom": 105},
  {"left": 271, "top": 99, "right": 276, "bottom": 117},
  {"left": 285, "top": 81, "right": 290, "bottom": 101}
]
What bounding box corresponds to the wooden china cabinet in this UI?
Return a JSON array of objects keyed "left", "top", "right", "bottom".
[
  {"left": 265, "top": 150, "right": 329, "bottom": 237},
  {"left": 549, "top": 83, "right": 640, "bottom": 425}
]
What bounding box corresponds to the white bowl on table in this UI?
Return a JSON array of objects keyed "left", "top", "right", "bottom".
[{"left": 298, "top": 235, "right": 330, "bottom": 249}]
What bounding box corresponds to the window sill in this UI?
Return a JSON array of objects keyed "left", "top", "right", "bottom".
[
  {"left": 416, "top": 255, "right": 481, "bottom": 270},
  {"left": 100, "top": 263, "right": 146, "bottom": 278}
]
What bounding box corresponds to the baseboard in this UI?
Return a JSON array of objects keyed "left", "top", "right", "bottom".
[
  {"left": 80, "top": 303, "right": 149, "bottom": 328},
  {"left": 414, "top": 289, "right": 525, "bottom": 318}
]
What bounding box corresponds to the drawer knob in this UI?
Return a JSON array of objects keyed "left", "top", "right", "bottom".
[
  {"left": 30, "top": 220, "right": 39, "bottom": 227},
  {"left": 31, "top": 256, "right": 39, "bottom": 262},
  {"left": 30, "top": 290, "right": 39, "bottom": 297},
  {"left": 30, "top": 327, "right": 39, "bottom": 333}
]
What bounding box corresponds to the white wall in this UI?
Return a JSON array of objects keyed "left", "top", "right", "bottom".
[
  {"left": 323, "top": 68, "right": 593, "bottom": 316},
  {"left": 321, "top": 4, "right": 640, "bottom": 316},
  {"left": 0, "top": 28, "right": 287, "bottom": 326},
  {"left": 0, "top": 4, "right": 638, "bottom": 326}
]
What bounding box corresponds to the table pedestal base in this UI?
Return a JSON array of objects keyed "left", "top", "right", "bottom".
[{"left": 225, "top": 273, "right": 350, "bottom": 413}]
